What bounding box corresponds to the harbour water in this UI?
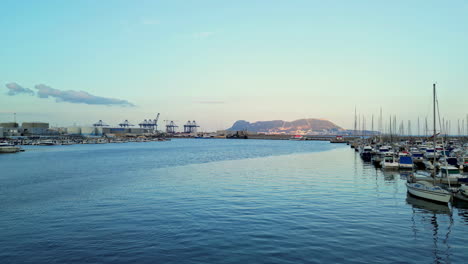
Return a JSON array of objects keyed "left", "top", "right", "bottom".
[{"left": 1, "top": 139, "right": 468, "bottom": 263}]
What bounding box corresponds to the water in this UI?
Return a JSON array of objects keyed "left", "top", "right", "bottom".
[{"left": 1, "top": 139, "right": 468, "bottom": 263}]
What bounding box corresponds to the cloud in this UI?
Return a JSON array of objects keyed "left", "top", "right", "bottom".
[
  {"left": 5, "top": 82, "right": 35, "bottom": 96},
  {"left": 34, "top": 84, "right": 135, "bottom": 106}
]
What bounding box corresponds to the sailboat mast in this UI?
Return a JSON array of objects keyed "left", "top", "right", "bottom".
[
  {"left": 433, "top": 83, "right": 436, "bottom": 177},
  {"left": 354, "top": 106, "right": 357, "bottom": 136}
]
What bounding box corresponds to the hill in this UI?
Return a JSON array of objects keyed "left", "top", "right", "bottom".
[{"left": 227, "top": 118, "right": 343, "bottom": 134}]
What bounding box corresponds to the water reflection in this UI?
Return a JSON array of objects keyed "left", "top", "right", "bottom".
[
  {"left": 381, "top": 171, "right": 398, "bottom": 182},
  {"left": 452, "top": 199, "right": 468, "bottom": 223},
  {"left": 406, "top": 193, "right": 453, "bottom": 263}
]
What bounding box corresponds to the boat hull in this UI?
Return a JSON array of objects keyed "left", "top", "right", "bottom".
[
  {"left": 406, "top": 183, "right": 451, "bottom": 203},
  {"left": 0, "top": 146, "right": 20, "bottom": 153}
]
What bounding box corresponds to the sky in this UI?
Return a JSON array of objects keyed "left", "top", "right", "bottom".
[{"left": 1, "top": 0, "right": 467, "bottom": 132}]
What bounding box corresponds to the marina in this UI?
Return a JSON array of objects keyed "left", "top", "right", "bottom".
[{"left": 1, "top": 139, "right": 468, "bottom": 263}]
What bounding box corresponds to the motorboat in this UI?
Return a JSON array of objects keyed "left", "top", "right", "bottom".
[
  {"left": 410, "top": 150, "right": 424, "bottom": 165},
  {"left": 381, "top": 153, "right": 399, "bottom": 170},
  {"left": 436, "top": 166, "right": 468, "bottom": 185},
  {"left": 360, "top": 146, "right": 373, "bottom": 162},
  {"left": 372, "top": 146, "right": 391, "bottom": 167}
]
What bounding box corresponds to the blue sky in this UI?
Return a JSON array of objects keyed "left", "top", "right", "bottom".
[{"left": 1, "top": 0, "right": 467, "bottom": 132}]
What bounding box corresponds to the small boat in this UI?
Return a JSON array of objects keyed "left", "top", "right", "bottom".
[
  {"left": 436, "top": 166, "right": 468, "bottom": 184},
  {"left": 360, "top": 146, "right": 373, "bottom": 162},
  {"left": 0, "top": 142, "right": 21, "bottom": 153},
  {"left": 410, "top": 151, "right": 424, "bottom": 164},
  {"left": 381, "top": 153, "right": 399, "bottom": 170},
  {"left": 372, "top": 146, "right": 390, "bottom": 167},
  {"left": 406, "top": 181, "right": 452, "bottom": 203}
]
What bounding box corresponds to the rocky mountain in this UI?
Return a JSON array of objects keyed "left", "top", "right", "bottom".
[{"left": 227, "top": 118, "right": 342, "bottom": 134}]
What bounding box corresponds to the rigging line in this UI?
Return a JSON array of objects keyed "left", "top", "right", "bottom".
[{"left": 435, "top": 87, "right": 452, "bottom": 190}]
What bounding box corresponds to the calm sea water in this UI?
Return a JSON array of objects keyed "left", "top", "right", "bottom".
[{"left": 1, "top": 139, "right": 468, "bottom": 263}]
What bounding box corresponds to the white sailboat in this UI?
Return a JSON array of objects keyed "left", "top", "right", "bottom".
[
  {"left": 406, "top": 84, "right": 452, "bottom": 203},
  {"left": 406, "top": 181, "right": 451, "bottom": 203}
]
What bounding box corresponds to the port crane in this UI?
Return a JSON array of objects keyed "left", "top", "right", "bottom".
[
  {"left": 184, "top": 121, "right": 200, "bottom": 133},
  {"left": 164, "top": 120, "right": 178, "bottom": 134}
]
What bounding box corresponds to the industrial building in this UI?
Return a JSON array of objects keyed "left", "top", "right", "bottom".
[
  {"left": 63, "top": 126, "right": 154, "bottom": 137},
  {"left": 22, "top": 122, "right": 50, "bottom": 135},
  {"left": 0, "top": 122, "right": 21, "bottom": 137},
  {"left": 0, "top": 122, "right": 58, "bottom": 137}
]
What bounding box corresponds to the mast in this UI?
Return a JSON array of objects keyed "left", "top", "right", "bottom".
[
  {"left": 354, "top": 106, "right": 357, "bottom": 136},
  {"left": 433, "top": 83, "right": 436, "bottom": 177},
  {"left": 389, "top": 115, "right": 393, "bottom": 143},
  {"left": 417, "top": 117, "right": 420, "bottom": 137},
  {"left": 379, "top": 107, "right": 383, "bottom": 142},
  {"left": 425, "top": 117, "right": 428, "bottom": 137}
]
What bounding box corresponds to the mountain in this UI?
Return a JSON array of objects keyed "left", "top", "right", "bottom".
[{"left": 227, "top": 118, "right": 343, "bottom": 134}]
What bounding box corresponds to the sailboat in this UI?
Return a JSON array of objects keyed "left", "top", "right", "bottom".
[{"left": 406, "top": 84, "right": 452, "bottom": 203}]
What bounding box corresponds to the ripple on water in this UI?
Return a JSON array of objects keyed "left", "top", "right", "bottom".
[{"left": 1, "top": 140, "right": 468, "bottom": 263}]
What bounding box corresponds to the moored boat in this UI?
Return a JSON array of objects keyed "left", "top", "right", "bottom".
[
  {"left": 406, "top": 181, "right": 452, "bottom": 204},
  {"left": 360, "top": 146, "right": 373, "bottom": 162},
  {"left": 0, "top": 142, "right": 21, "bottom": 153},
  {"left": 381, "top": 153, "right": 399, "bottom": 170},
  {"left": 436, "top": 166, "right": 468, "bottom": 185},
  {"left": 399, "top": 155, "right": 414, "bottom": 170}
]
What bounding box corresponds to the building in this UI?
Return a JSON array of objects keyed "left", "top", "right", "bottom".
[
  {"left": 22, "top": 122, "right": 50, "bottom": 135},
  {"left": 0, "top": 122, "right": 20, "bottom": 136},
  {"left": 0, "top": 122, "right": 19, "bottom": 128}
]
